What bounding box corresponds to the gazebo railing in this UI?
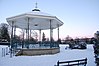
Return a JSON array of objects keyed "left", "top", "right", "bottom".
[{"left": 12, "top": 41, "right": 59, "bottom": 49}]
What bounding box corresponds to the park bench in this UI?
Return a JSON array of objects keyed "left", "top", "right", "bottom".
[{"left": 55, "top": 58, "right": 87, "bottom": 66}]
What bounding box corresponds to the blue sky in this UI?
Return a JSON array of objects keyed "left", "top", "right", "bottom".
[{"left": 0, "top": 0, "right": 99, "bottom": 39}]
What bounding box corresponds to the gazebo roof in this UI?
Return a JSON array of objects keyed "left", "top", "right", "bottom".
[{"left": 6, "top": 8, "right": 63, "bottom": 30}]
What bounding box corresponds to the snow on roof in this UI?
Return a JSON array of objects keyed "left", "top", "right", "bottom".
[
  {"left": 27, "top": 11, "right": 54, "bottom": 17},
  {"left": 6, "top": 10, "right": 63, "bottom": 30}
]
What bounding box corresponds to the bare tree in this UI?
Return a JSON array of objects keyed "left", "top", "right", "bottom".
[{"left": 0, "top": 23, "right": 10, "bottom": 42}]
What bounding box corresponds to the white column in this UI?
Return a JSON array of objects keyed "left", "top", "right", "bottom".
[
  {"left": 22, "top": 29, "right": 24, "bottom": 48},
  {"left": 11, "top": 21, "right": 14, "bottom": 48},
  {"left": 14, "top": 26, "right": 16, "bottom": 40},
  {"left": 57, "top": 24, "right": 59, "bottom": 41},
  {"left": 27, "top": 17, "right": 30, "bottom": 48},
  {"left": 39, "top": 29, "right": 41, "bottom": 41},
  {"left": 30, "top": 30, "right": 31, "bottom": 40},
  {"left": 51, "top": 29, "right": 53, "bottom": 41},
  {"left": 50, "top": 20, "right": 52, "bottom": 42},
  {"left": 26, "top": 29, "right": 27, "bottom": 41},
  {"left": 13, "top": 25, "right": 16, "bottom": 49},
  {"left": 10, "top": 21, "right": 14, "bottom": 58},
  {"left": 50, "top": 20, "right": 54, "bottom": 48},
  {"left": 50, "top": 20, "right": 53, "bottom": 42}
]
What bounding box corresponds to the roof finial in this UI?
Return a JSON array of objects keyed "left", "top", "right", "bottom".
[
  {"left": 35, "top": 2, "right": 38, "bottom": 8},
  {"left": 32, "top": 2, "right": 40, "bottom": 11}
]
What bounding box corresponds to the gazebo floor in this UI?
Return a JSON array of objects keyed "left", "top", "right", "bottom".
[{"left": 15, "top": 47, "right": 60, "bottom": 56}]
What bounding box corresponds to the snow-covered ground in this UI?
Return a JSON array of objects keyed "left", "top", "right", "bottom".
[{"left": 0, "top": 44, "right": 96, "bottom": 66}]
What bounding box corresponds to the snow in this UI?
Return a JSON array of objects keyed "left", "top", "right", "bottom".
[
  {"left": 0, "top": 44, "right": 96, "bottom": 66},
  {"left": 27, "top": 11, "right": 53, "bottom": 17}
]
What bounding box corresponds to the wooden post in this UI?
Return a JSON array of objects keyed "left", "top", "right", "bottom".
[
  {"left": 68, "top": 62, "right": 69, "bottom": 65},
  {"left": 2, "top": 48, "right": 3, "bottom": 57},
  {"left": 57, "top": 61, "right": 59, "bottom": 66},
  {"left": 84, "top": 58, "right": 87, "bottom": 66}
]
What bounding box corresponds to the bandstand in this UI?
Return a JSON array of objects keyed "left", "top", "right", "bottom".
[{"left": 6, "top": 5, "right": 63, "bottom": 56}]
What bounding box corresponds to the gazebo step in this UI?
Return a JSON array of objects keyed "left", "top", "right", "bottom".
[{"left": 15, "top": 48, "right": 60, "bottom": 56}]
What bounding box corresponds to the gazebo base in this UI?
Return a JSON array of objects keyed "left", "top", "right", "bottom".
[{"left": 15, "top": 48, "right": 60, "bottom": 56}]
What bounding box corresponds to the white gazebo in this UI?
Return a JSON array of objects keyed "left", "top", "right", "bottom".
[{"left": 6, "top": 5, "right": 63, "bottom": 56}]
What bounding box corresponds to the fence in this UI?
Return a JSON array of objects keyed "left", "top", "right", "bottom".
[
  {"left": 55, "top": 58, "right": 87, "bottom": 66},
  {"left": 2, "top": 47, "right": 9, "bottom": 57}
]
